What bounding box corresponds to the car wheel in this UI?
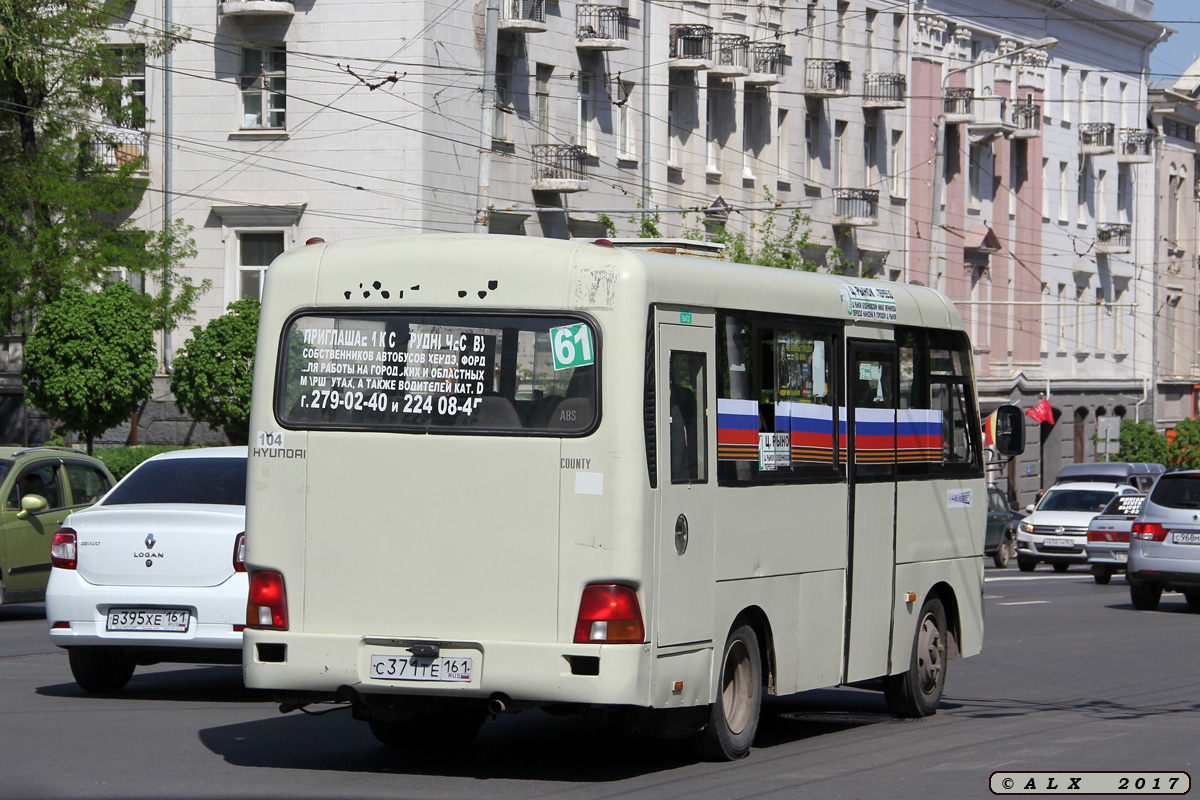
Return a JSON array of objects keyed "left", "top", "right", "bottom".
[
  {"left": 884, "top": 598, "right": 947, "bottom": 718},
  {"left": 690, "top": 624, "right": 762, "bottom": 761},
  {"left": 992, "top": 535, "right": 1013, "bottom": 569},
  {"left": 1093, "top": 569, "right": 1112, "bottom": 585},
  {"left": 1052, "top": 562, "right": 1070, "bottom": 573},
  {"left": 1184, "top": 591, "right": 1200, "bottom": 610},
  {"left": 1017, "top": 556, "right": 1036, "bottom": 572},
  {"left": 1129, "top": 580, "right": 1163, "bottom": 611},
  {"left": 68, "top": 647, "right": 135, "bottom": 693}
]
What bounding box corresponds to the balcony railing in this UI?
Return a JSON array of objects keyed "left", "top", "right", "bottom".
[
  {"left": 1096, "top": 222, "right": 1131, "bottom": 253},
  {"left": 943, "top": 87, "right": 975, "bottom": 122},
  {"left": 747, "top": 42, "right": 785, "bottom": 84},
  {"left": 1011, "top": 100, "right": 1041, "bottom": 138},
  {"left": 1080, "top": 122, "right": 1115, "bottom": 155},
  {"left": 967, "top": 96, "right": 1014, "bottom": 144},
  {"left": 217, "top": 0, "right": 294, "bottom": 17},
  {"left": 87, "top": 129, "right": 150, "bottom": 173},
  {"left": 711, "top": 34, "right": 749, "bottom": 75},
  {"left": 670, "top": 24, "right": 713, "bottom": 66},
  {"left": 1117, "top": 128, "right": 1154, "bottom": 162},
  {"left": 833, "top": 188, "right": 880, "bottom": 225},
  {"left": 532, "top": 144, "right": 588, "bottom": 192},
  {"left": 804, "top": 59, "right": 850, "bottom": 96},
  {"left": 863, "top": 73, "right": 905, "bottom": 108},
  {"left": 576, "top": 5, "right": 629, "bottom": 49},
  {"left": 500, "top": 0, "right": 546, "bottom": 31}
]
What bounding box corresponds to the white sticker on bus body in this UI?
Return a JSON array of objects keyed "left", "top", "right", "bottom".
[
  {"left": 947, "top": 488, "right": 973, "bottom": 509},
  {"left": 575, "top": 472, "right": 604, "bottom": 495}
]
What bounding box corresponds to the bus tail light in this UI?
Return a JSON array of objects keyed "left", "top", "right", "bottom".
[
  {"left": 573, "top": 584, "right": 644, "bottom": 644},
  {"left": 247, "top": 570, "right": 289, "bottom": 630},
  {"left": 51, "top": 529, "right": 77, "bottom": 570},
  {"left": 1132, "top": 523, "right": 1169, "bottom": 541}
]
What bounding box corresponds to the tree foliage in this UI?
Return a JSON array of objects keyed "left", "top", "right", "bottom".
[
  {"left": 22, "top": 283, "right": 156, "bottom": 454},
  {"left": 1167, "top": 417, "right": 1200, "bottom": 470},
  {"left": 0, "top": 0, "right": 196, "bottom": 334},
  {"left": 169, "top": 299, "right": 260, "bottom": 445},
  {"left": 1111, "top": 419, "right": 1168, "bottom": 464}
]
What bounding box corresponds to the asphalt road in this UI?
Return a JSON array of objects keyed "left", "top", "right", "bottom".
[{"left": 3, "top": 567, "right": 1197, "bottom": 800}]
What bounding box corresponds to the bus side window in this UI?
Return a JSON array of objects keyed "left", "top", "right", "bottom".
[{"left": 670, "top": 351, "right": 707, "bottom": 484}]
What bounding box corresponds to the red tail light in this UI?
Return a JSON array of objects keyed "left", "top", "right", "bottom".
[
  {"left": 574, "top": 584, "right": 645, "bottom": 644},
  {"left": 1132, "top": 522, "right": 1169, "bottom": 541},
  {"left": 233, "top": 533, "right": 246, "bottom": 573},
  {"left": 1088, "top": 530, "right": 1130, "bottom": 543},
  {"left": 51, "top": 529, "right": 77, "bottom": 570},
  {"left": 247, "top": 570, "right": 288, "bottom": 630}
]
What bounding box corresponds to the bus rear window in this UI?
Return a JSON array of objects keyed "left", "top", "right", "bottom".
[{"left": 277, "top": 313, "right": 598, "bottom": 434}]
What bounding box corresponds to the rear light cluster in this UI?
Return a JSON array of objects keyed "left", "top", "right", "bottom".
[
  {"left": 1132, "top": 522, "right": 1169, "bottom": 541},
  {"left": 247, "top": 570, "right": 289, "bottom": 630},
  {"left": 1087, "top": 530, "right": 1130, "bottom": 543},
  {"left": 233, "top": 533, "right": 246, "bottom": 573},
  {"left": 573, "top": 584, "right": 645, "bottom": 644},
  {"left": 51, "top": 529, "right": 77, "bottom": 570}
]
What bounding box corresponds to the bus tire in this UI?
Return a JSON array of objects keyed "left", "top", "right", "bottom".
[
  {"left": 884, "top": 598, "right": 947, "bottom": 718},
  {"left": 68, "top": 647, "right": 135, "bottom": 693},
  {"left": 690, "top": 624, "right": 762, "bottom": 761}
]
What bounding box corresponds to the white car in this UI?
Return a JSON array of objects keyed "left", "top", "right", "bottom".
[
  {"left": 1015, "top": 481, "right": 1140, "bottom": 573},
  {"left": 46, "top": 447, "right": 248, "bottom": 692}
]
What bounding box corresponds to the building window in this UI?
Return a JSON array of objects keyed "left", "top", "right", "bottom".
[
  {"left": 743, "top": 88, "right": 767, "bottom": 179},
  {"left": 1099, "top": 76, "right": 1109, "bottom": 124},
  {"left": 805, "top": 110, "right": 819, "bottom": 181},
  {"left": 1117, "top": 164, "right": 1130, "bottom": 223},
  {"left": 1077, "top": 157, "right": 1089, "bottom": 226},
  {"left": 1168, "top": 171, "right": 1182, "bottom": 244},
  {"left": 968, "top": 143, "right": 985, "bottom": 210},
  {"left": 832, "top": 119, "right": 846, "bottom": 186},
  {"left": 1097, "top": 169, "right": 1107, "bottom": 221},
  {"left": 836, "top": 1, "right": 848, "bottom": 61},
  {"left": 889, "top": 129, "right": 905, "bottom": 197},
  {"left": 618, "top": 80, "right": 635, "bottom": 159},
  {"left": 577, "top": 73, "right": 593, "bottom": 152},
  {"left": 1078, "top": 70, "right": 1089, "bottom": 125},
  {"left": 776, "top": 108, "right": 788, "bottom": 182},
  {"left": 1042, "top": 158, "right": 1050, "bottom": 219},
  {"left": 1058, "top": 161, "right": 1069, "bottom": 222},
  {"left": 864, "top": 122, "right": 878, "bottom": 186},
  {"left": 493, "top": 54, "right": 513, "bottom": 143},
  {"left": 1060, "top": 66, "right": 1070, "bottom": 124},
  {"left": 535, "top": 64, "right": 552, "bottom": 146},
  {"left": 106, "top": 46, "right": 146, "bottom": 129},
  {"left": 240, "top": 45, "right": 286, "bottom": 130},
  {"left": 239, "top": 232, "right": 285, "bottom": 300}
]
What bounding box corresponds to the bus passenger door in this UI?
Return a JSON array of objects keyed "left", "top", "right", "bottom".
[
  {"left": 844, "top": 341, "right": 898, "bottom": 683},
  {"left": 655, "top": 321, "right": 715, "bottom": 648}
]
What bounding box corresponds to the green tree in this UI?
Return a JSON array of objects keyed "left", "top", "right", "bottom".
[
  {"left": 1111, "top": 419, "right": 1168, "bottom": 464},
  {"left": 1168, "top": 417, "right": 1200, "bottom": 470},
  {"left": 0, "top": 0, "right": 193, "bottom": 333},
  {"left": 21, "top": 283, "right": 156, "bottom": 454},
  {"left": 169, "top": 299, "right": 260, "bottom": 445}
]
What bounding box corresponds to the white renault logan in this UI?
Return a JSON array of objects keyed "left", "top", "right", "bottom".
[{"left": 46, "top": 447, "right": 248, "bottom": 692}]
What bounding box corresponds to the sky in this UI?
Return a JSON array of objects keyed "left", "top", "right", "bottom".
[{"left": 1149, "top": 0, "right": 1200, "bottom": 84}]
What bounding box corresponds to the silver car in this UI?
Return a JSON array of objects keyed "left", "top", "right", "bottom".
[
  {"left": 1127, "top": 471, "right": 1200, "bottom": 611},
  {"left": 1085, "top": 494, "right": 1145, "bottom": 585}
]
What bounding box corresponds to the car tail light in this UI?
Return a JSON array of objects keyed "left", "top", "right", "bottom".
[
  {"left": 1132, "top": 522, "right": 1169, "bottom": 541},
  {"left": 573, "top": 584, "right": 645, "bottom": 644},
  {"left": 247, "top": 570, "right": 288, "bottom": 630},
  {"left": 233, "top": 533, "right": 246, "bottom": 573},
  {"left": 50, "top": 529, "right": 77, "bottom": 570},
  {"left": 1087, "top": 529, "right": 1130, "bottom": 543}
]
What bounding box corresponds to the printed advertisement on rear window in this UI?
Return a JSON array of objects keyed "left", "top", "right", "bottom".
[{"left": 277, "top": 313, "right": 598, "bottom": 434}]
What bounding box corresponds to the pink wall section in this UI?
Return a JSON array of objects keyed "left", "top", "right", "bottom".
[{"left": 908, "top": 59, "right": 938, "bottom": 288}]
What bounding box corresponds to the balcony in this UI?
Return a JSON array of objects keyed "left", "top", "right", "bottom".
[
  {"left": 669, "top": 25, "right": 713, "bottom": 70},
  {"left": 833, "top": 188, "right": 879, "bottom": 226},
  {"left": 1011, "top": 100, "right": 1041, "bottom": 139},
  {"left": 531, "top": 144, "right": 588, "bottom": 193},
  {"left": 576, "top": 6, "right": 629, "bottom": 51},
  {"left": 500, "top": 0, "right": 547, "bottom": 33},
  {"left": 863, "top": 73, "right": 905, "bottom": 109},
  {"left": 1096, "top": 222, "right": 1131, "bottom": 254},
  {"left": 1079, "top": 123, "right": 1115, "bottom": 156},
  {"left": 217, "top": 0, "right": 294, "bottom": 17},
  {"left": 86, "top": 129, "right": 150, "bottom": 174},
  {"left": 967, "top": 96, "right": 1015, "bottom": 144},
  {"left": 943, "top": 87, "right": 975, "bottom": 124},
  {"left": 804, "top": 59, "right": 850, "bottom": 97},
  {"left": 710, "top": 34, "right": 749, "bottom": 77},
  {"left": 746, "top": 43, "right": 785, "bottom": 85},
  {"left": 1117, "top": 128, "right": 1154, "bottom": 163}
]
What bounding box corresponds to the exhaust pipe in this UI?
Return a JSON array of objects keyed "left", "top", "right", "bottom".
[{"left": 488, "top": 693, "right": 510, "bottom": 715}]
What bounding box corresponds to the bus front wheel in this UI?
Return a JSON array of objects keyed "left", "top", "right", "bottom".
[
  {"left": 690, "top": 624, "right": 762, "bottom": 761},
  {"left": 884, "top": 598, "right": 947, "bottom": 718}
]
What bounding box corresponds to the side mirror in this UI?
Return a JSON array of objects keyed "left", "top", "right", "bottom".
[
  {"left": 16, "top": 493, "right": 48, "bottom": 520},
  {"left": 1025, "top": 504, "right": 1035, "bottom": 514},
  {"left": 992, "top": 404, "right": 1026, "bottom": 456}
]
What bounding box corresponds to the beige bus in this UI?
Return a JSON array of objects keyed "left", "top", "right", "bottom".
[{"left": 242, "top": 234, "right": 1023, "bottom": 760}]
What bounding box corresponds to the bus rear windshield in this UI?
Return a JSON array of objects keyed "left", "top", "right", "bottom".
[{"left": 276, "top": 312, "right": 598, "bottom": 434}]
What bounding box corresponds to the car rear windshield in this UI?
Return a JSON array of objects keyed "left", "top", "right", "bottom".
[
  {"left": 103, "top": 458, "right": 247, "bottom": 506},
  {"left": 276, "top": 312, "right": 598, "bottom": 435},
  {"left": 1149, "top": 473, "right": 1200, "bottom": 509},
  {"left": 1100, "top": 493, "right": 1145, "bottom": 517},
  {"left": 1038, "top": 488, "right": 1118, "bottom": 513}
]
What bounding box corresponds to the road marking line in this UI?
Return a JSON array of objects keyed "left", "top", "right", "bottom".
[
  {"left": 998, "top": 600, "right": 1051, "bottom": 605},
  {"left": 985, "top": 575, "right": 1090, "bottom": 582}
]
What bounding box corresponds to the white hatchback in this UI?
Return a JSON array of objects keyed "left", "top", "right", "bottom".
[{"left": 46, "top": 447, "right": 248, "bottom": 692}]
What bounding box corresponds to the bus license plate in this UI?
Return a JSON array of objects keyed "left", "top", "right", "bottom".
[
  {"left": 1174, "top": 532, "right": 1200, "bottom": 545},
  {"left": 370, "top": 654, "right": 473, "bottom": 682},
  {"left": 106, "top": 608, "right": 190, "bottom": 633},
  {"left": 1042, "top": 538, "right": 1074, "bottom": 549}
]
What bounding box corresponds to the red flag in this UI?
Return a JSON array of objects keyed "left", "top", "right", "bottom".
[
  {"left": 982, "top": 409, "right": 998, "bottom": 447},
  {"left": 1025, "top": 399, "right": 1054, "bottom": 424}
]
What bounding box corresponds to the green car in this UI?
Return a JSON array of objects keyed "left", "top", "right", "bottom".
[
  {"left": 985, "top": 485, "right": 1016, "bottom": 568},
  {"left": 1, "top": 446, "right": 116, "bottom": 605}
]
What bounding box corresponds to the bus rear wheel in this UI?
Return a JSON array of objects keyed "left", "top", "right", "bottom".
[
  {"left": 884, "top": 598, "right": 947, "bottom": 718},
  {"left": 690, "top": 624, "right": 762, "bottom": 761}
]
